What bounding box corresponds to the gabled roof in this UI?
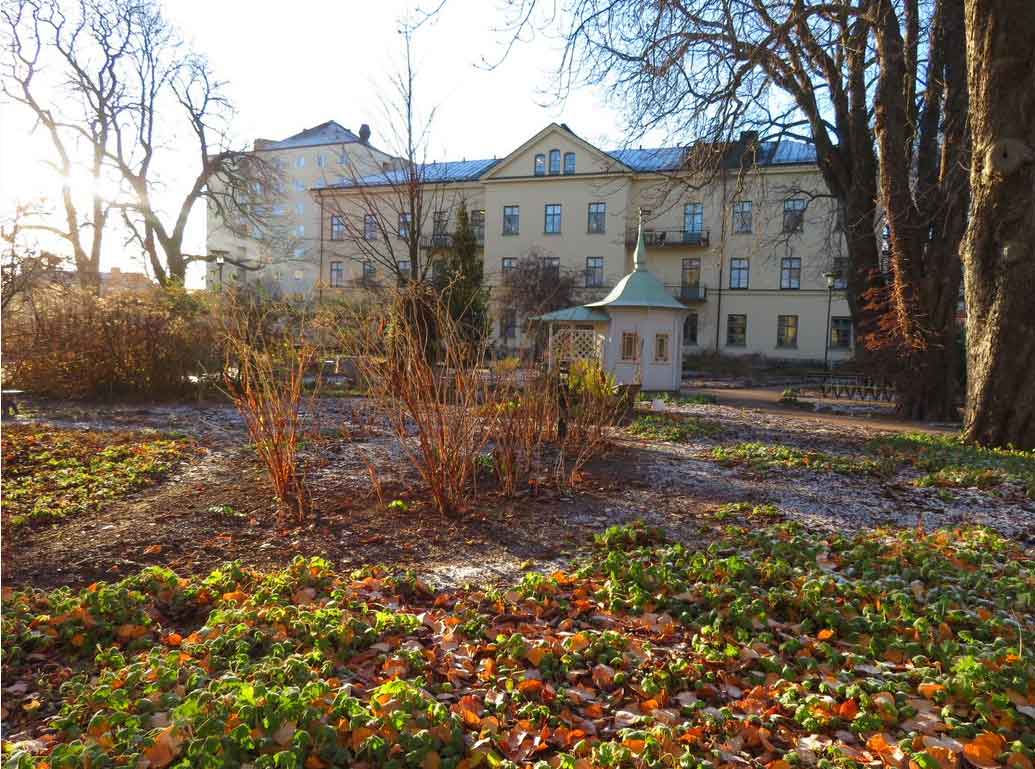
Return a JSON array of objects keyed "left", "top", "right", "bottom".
[
  {"left": 480, "top": 123, "right": 633, "bottom": 179},
  {"left": 315, "top": 158, "right": 498, "bottom": 190},
  {"left": 257, "top": 121, "right": 362, "bottom": 151}
]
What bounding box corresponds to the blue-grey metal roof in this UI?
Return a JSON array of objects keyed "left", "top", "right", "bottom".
[
  {"left": 607, "top": 140, "right": 817, "bottom": 171},
  {"left": 532, "top": 306, "right": 611, "bottom": 323},
  {"left": 317, "top": 158, "right": 500, "bottom": 189},
  {"left": 260, "top": 121, "right": 361, "bottom": 150}
]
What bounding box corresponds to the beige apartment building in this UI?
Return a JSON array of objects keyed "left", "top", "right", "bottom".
[
  {"left": 205, "top": 121, "right": 394, "bottom": 296},
  {"left": 309, "top": 123, "right": 852, "bottom": 363}
]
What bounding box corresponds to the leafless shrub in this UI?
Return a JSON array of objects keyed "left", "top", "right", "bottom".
[
  {"left": 488, "top": 362, "right": 560, "bottom": 496},
  {"left": 558, "top": 359, "right": 625, "bottom": 485},
  {"left": 1, "top": 287, "right": 217, "bottom": 399},
  {"left": 338, "top": 284, "right": 495, "bottom": 516},
  {"left": 221, "top": 298, "right": 318, "bottom": 525}
]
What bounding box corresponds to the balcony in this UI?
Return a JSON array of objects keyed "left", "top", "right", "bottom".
[
  {"left": 666, "top": 283, "right": 708, "bottom": 303},
  {"left": 419, "top": 231, "right": 485, "bottom": 250},
  {"left": 626, "top": 228, "right": 710, "bottom": 248}
]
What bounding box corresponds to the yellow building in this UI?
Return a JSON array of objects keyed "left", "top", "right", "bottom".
[
  {"left": 205, "top": 120, "right": 395, "bottom": 297},
  {"left": 275, "top": 122, "right": 854, "bottom": 363}
]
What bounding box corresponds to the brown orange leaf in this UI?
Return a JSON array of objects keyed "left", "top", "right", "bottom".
[
  {"left": 918, "top": 683, "right": 946, "bottom": 699},
  {"left": 1007, "top": 754, "right": 1034, "bottom": 769},
  {"left": 142, "top": 726, "right": 183, "bottom": 769},
  {"left": 963, "top": 732, "right": 1005, "bottom": 768}
]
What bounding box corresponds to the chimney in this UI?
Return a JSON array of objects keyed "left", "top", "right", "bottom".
[
  {"left": 253, "top": 139, "right": 273, "bottom": 151},
  {"left": 359, "top": 124, "right": 371, "bottom": 144},
  {"left": 739, "top": 130, "right": 760, "bottom": 145}
]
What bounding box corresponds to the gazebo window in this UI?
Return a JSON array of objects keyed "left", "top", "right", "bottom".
[
  {"left": 654, "top": 333, "right": 670, "bottom": 363},
  {"left": 621, "top": 332, "right": 639, "bottom": 361}
]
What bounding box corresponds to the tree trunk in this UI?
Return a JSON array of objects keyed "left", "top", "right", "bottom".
[{"left": 961, "top": 0, "right": 1035, "bottom": 448}]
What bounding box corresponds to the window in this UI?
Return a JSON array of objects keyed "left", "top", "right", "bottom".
[
  {"left": 684, "top": 203, "right": 704, "bottom": 233},
  {"left": 563, "top": 152, "right": 576, "bottom": 174},
  {"left": 293, "top": 247, "right": 305, "bottom": 260},
  {"left": 733, "top": 200, "right": 753, "bottom": 233},
  {"left": 364, "top": 214, "right": 377, "bottom": 241},
  {"left": 433, "top": 210, "right": 449, "bottom": 235},
  {"left": 398, "top": 212, "right": 412, "bottom": 239},
  {"left": 832, "top": 257, "right": 848, "bottom": 289},
  {"left": 548, "top": 149, "right": 561, "bottom": 175},
  {"left": 780, "top": 257, "right": 802, "bottom": 290},
  {"left": 362, "top": 261, "right": 376, "bottom": 281},
  {"left": 295, "top": 224, "right": 305, "bottom": 237},
  {"left": 503, "top": 205, "right": 520, "bottom": 235},
  {"left": 272, "top": 204, "right": 286, "bottom": 217},
  {"left": 295, "top": 202, "right": 305, "bottom": 216},
  {"left": 534, "top": 154, "right": 545, "bottom": 176},
  {"left": 544, "top": 204, "right": 562, "bottom": 234},
  {"left": 683, "top": 313, "right": 699, "bottom": 345},
  {"left": 501, "top": 257, "right": 516, "bottom": 275},
  {"left": 329, "top": 261, "right": 345, "bottom": 287},
  {"left": 252, "top": 181, "right": 263, "bottom": 195},
  {"left": 585, "top": 256, "right": 604, "bottom": 287},
  {"left": 398, "top": 259, "right": 411, "bottom": 279},
  {"left": 587, "top": 202, "right": 606, "bottom": 234},
  {"left": 654, "top": 333, "right": 670, "bottom": 363},
  {"left": 831, "top": 317, "right": 853, "bottom": 348},
  {"left": 727, "top": 314, "right": 747, "bottom": 346},
  {"left": 500, "top": 309, "right": 517, "bottom": 340},
  {"left": 471, "top": 209, "right": 485, "bottom": 241},
  {"left": 330, "top": 215, "right": 346, "bottom": 241},
  {"left": 294, "top": 179, "right": 305, "bottom": 192},
  {"left": 681, "top": 257, "right": 701, "bottom": 287},
  {"left": 777, "top": 314, "right": 799, "bottom": 348},
  {"left": 295, "top": 156, "right": 305, "bottom": 169},
  {"left": 316, "top": 153, "right": 326, "bottom": 168},
  {"left": 542, "top": 256, "right": 560, "bottom": 281},
  {"left": 729, "top": 257, "right": 750, "bottom": 289},
  {"left": 621, "top": 332, "right": 639, "bottom": 362},
  {"left": 783, "top": 198, "right": 806, "bottom": 233}
]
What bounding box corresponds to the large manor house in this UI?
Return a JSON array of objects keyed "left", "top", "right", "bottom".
[{"left": 206, "top": 120, "right": 852, "bottom": 363}]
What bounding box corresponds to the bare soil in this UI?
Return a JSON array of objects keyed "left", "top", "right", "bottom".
[{"left": 3, "top": 393, "right": 1032, "bottom": 592}]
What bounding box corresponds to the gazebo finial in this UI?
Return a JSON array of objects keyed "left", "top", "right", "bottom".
[{"left": 634, "top": 207, "right": 648, "bottom": 271}]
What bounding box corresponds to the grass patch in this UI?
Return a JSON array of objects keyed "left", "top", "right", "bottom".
[
  {"left": 869, "top": 432, "right": 1035, "bottom": 496},
  {"left": 639, "top": 390, "right": 718, "bottom": 405},
  {"left": 711, "top": 501, "right": 784, "bottom": 522},
  {"left": 713, "top": 441, "right": 890, "bottom": 475},
  {"left": 1, "top": 425, "right": 193, "bottom": 526},
  {"left": 3, "top": 522, "right": 1033, "bottom": 769},
  {"left": 628, "top": 413, "right": 720, "bottom": 442}
]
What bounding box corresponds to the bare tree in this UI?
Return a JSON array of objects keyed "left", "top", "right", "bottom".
[
  {"left": 1, "top": 0, "right": 276, "bottom": 288},
  {"left": 316, "top": 21, "right": 467, "bottom": 287},
  {"left": 1, "top": 203, "right": 67, "bottom": 312},
  {"left": 959, "top": 0, "right": 1035, "bottom": 448},
  {"left": 504, "top": 0, "right": 980, "bottom": 421},
  {"left": 868, "top": 0, "right": 970, "bottom": 421},
  {"left": 500, "top": 0, "right": 882, "bottom": 330}
]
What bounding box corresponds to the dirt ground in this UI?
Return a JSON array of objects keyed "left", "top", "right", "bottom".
[{"left": 3, "top": 392, "right": 1032, "bottom": 592}]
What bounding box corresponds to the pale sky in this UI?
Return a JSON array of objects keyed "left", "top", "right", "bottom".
[{"left": 0, "top": 0, "right": 661, "bottom": 285}]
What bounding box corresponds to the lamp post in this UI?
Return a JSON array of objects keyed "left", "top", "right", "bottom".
[
  {"left": 216, "top": 254, "right": 225, "bottom": 293},
  {"left": 822, "top": 271, "right": 835, "bottom": 370}
]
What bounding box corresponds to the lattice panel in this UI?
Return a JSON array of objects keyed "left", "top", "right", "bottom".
[{"left": 552, "top": 328, "right": 602, "bottom": 362}]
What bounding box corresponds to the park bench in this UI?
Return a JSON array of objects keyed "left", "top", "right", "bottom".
[{"left": 799, "top": 373, "right": 896, "bottom": 402}]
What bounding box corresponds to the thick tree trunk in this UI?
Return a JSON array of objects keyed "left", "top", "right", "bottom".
[{"left": 961, "top": 0, "right": 1035, "bottom": 448}]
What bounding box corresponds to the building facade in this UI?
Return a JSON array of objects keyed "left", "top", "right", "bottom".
[
  {"left": 234, "top": 122, "right": 852, "bottom": 363},
  {"left": 205, "top": 121, "right": 394, "bottom": 297}
]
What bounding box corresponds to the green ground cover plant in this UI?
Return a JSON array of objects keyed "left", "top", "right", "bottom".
[
  {"left": 868, "top": 433, "right": 1035, "bottom": 497},
  {"left": 628, "top": 414, "right": 720, "bottom": 443},
  {"left": 3, "top": 521, "right": 1033, "bottom": 769},
  {"left": 712, "top": 442, "right": 890, "bottom": 476},
  {"left": 1, "top": 426, "right": 193, "bottom": 526},
  {"left": 638, "top": 392, "right": 719, "bottom": 406}
]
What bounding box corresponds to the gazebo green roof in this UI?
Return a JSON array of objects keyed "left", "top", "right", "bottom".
[
  {"left": 585, "top": 221, "right": 688, "bottom": 311},
  {"left": 532, "top": 306, "right": 611, "bottom": 323}
]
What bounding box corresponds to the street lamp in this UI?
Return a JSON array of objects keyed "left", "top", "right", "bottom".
[{"left": 822, "top": 271, "right": 836, "bottom": 370}]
